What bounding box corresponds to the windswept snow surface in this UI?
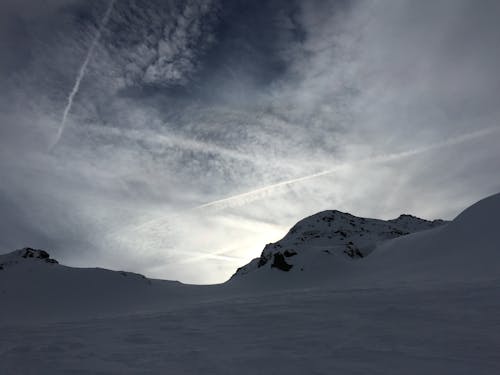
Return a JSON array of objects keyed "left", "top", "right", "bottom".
[
  {"left": 1, "top": 193, "right": 500, "bottom": 374},
  {"left": 1, "top": 282, "right": 499, "bottom": 375}
]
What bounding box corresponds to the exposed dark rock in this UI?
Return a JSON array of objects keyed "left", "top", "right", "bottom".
[
  {"left": 271, "top": 253, "right": 293, "bottom": 272},
  {"left": 19, "top": 248, "right": 58, "bottom": 264},
  {"left": 38, "top": 251, "right": 50, "bottom": 259},
  {"left": 257, "top": 257, "right": 268, "bottom": 268},
  {"left": 344, "top": 242, "right": 364, "bottom": 258},
  {"left": 231, "top": 208, "right": 447, "bottom": 278},
  {"left": 21, "top": 248, "right": 51, "bottom": 260}
]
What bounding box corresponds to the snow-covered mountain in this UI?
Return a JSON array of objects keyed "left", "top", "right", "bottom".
[
  {"left": 1, "top": 193, "right": 499, "bottom": 374},
  {"left": 0, "top": 247, "right": 206, "bottom": 323},
  {"left": 2, "top": 193, "right": 499, "bottom": 312},
  {"left": 227, "top": 192, "right": 500, "bottom": 289},
  {"left": 359, "top": 191, "right": 500, "bottom": 284},
  {"left": 0, "top": 211, "right": 446, "bottom": 323},
  {"left": 0, "top": 248, "right": 59, "bottom": 269},
  {"left": 231, "top": 210, "right": 446, "bottom": 278}
]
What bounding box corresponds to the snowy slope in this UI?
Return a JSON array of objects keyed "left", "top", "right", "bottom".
[
  {"left": 229, "top": 193, "right": 500, "bottom": 289},
  {"left": 0, "top": 194, "right": 499, "bottom": 374},
  {"left": 1, "top": 193, "right": 498, "bottom": 321},
  {"left": 0, "top": 248, "right": 59, "bottom": 268},
  {"left": 230, "top": 209, "right": 446, "bottom": 282},
  {"left": 1, "top": 281, "right": 499, "bottom": 375},
  {"left": 0, "top": 248, "right": 211, "bottom": 323},
  {"left": 358, "top": 192, "right": 500, "bottom": 285}
]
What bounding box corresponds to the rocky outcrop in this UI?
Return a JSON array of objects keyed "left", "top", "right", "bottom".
[
  {"left": 271, "top": 253, "right": 293, "bottom": 272},
  {"left": 0, "top": 247, "right": 59, "bottom": 270},
  {"left": 232, "top": 210, "right": 447, "bottom": 278}
]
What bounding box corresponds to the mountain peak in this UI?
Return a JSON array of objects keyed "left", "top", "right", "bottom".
[
  {"left": 0, "top": 247, "right": 58, "bottom": 270},
  {"left": 231, "top": 209, "right": 447, "bottom": 279}
]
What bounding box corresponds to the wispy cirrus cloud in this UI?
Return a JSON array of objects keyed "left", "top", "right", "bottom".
[
  {"left": 1, "top": 0, "right": 499, "bottom": 284},
  {"left": 102, "top": 0, "right": 219, "bottom": 89}
]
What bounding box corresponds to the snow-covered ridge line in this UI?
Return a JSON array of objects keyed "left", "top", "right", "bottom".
[
  {"left": 1, "top": 192, "right": 499, "bottom": 324},
  {"left": 1, "top": 193, "right": 499, "bottom": 373},
  {"left": 0, "top": 246, "right": 154, "bottom": 283},
  {"left": 232, "top": 210, "right": 447, "bottom": 277},
  {"left": 0, "top": 247, "right": 58, "bottom": 270}
]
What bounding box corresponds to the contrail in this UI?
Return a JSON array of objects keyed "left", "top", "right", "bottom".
[
  {"left": 192, "top": 125, "right": 500, "bottom": 211},
  {"left": 111, "top": 125, "right": 500, "bottom": 236},
  {"left": 50, "top": 0, "right": 115, "bottom": 150},
  {"left": 106, "top": 125, "right": 500, "bottom": 265}
]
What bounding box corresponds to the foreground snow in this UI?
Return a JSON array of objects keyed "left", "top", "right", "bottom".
[
  {"left": 1, "top": 281, "right": 499, "bottom": 375},
  {"left": 1, "top": 193, "right": 500, "bottom": 374}
]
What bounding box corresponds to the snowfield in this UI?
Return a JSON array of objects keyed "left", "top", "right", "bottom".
[
  {"left": 1, "top": 281, "right": 499, "bottom": 375},
  {"left": 1, "top": 193, "right": 500, "bottom": 374}
]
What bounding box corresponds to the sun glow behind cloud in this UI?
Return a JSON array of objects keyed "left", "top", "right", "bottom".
[
  {"left": 90, "top": 124, "right": 499, "bottom": 283},
  {"left": 1, "top": 0, "right": 500, "bottom": 283},
  {"left": 101, "top": 208, "right": 289, "bottom": 284}
]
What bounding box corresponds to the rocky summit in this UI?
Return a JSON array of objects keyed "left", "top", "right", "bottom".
[
  {"left": 232, "top": 210, "right": 446, "bottom": 277},
  {"left": 0, "top": 247, "right": 58, "bottom": 270}
]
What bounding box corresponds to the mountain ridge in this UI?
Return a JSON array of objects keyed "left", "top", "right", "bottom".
[
  {"left": 231, "top": 210, "right": 447, "bottom": 278},
  {"left": 2, "top": 192, "right": 499, "bottom": 323}
]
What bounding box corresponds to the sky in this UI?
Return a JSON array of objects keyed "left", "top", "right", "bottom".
[{"left": 1, "top": 0, "right": 500, "bottom": 284}]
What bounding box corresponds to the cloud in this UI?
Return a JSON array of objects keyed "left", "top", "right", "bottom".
[
  {"left": 102, "top": 0, "right": 219, "bottom": 89},
  {"left": 1, "top": 0, "right": 499, "bottom": 284},
  {"left": 51, "top": 0, "right": 116, "bottom": 149}
]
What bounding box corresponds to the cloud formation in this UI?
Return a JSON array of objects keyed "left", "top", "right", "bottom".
[
  {"left": 1, "top": 0, "right": 499, "bottom": 283},
  {"left": 52, "top": 0, "right": 116, "bottom": 149},
  {"left": 104, "top": 0, "right": 218, "bottom": 89}
]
